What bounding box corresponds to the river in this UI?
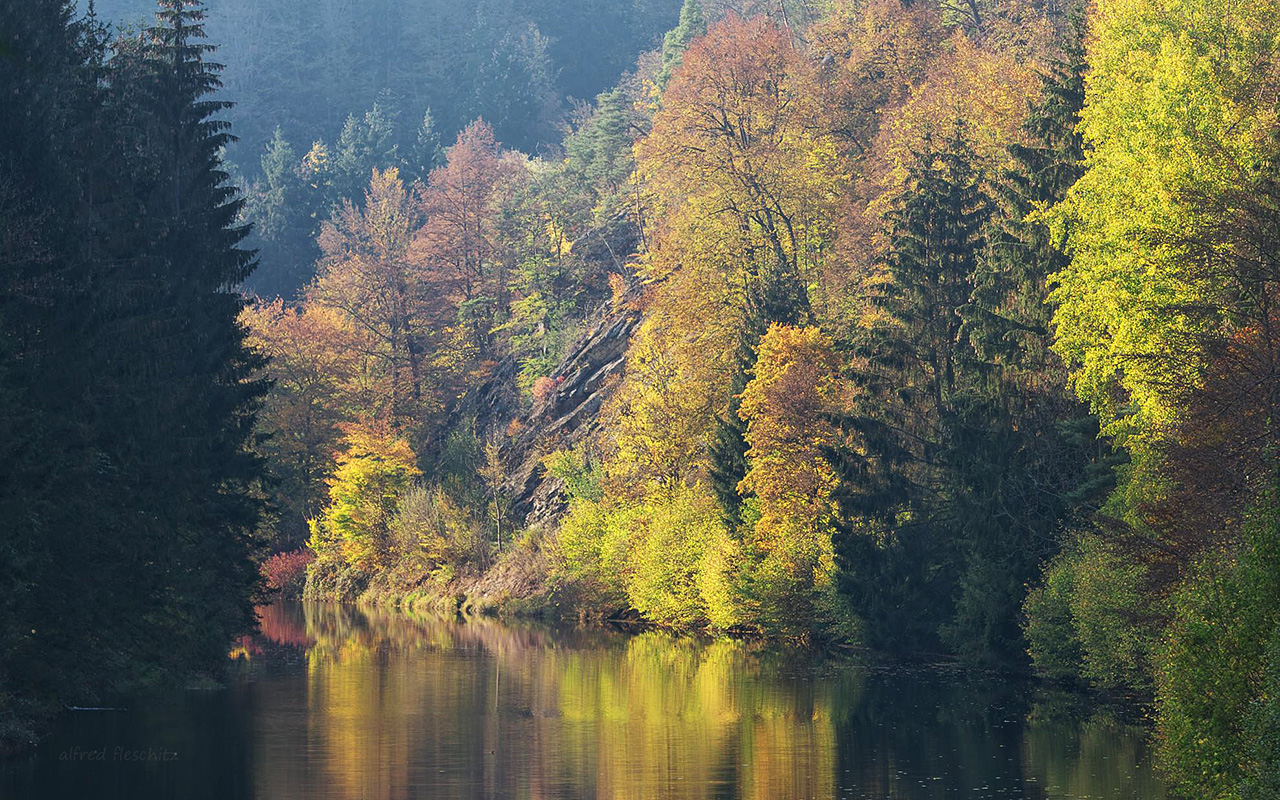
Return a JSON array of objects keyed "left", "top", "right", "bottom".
[{"left": 1, "top": 601, "right": 1169, "bottom": 799}]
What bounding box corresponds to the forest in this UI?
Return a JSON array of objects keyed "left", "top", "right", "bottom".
[{"left": 3, "top": 0, "right": 1280, "bottom": 796}]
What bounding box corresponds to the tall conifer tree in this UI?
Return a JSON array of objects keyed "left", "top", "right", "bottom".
[
  {"left": 657, "top": 0, "right": 705, "bottom": 88},
  {"left": 132, "top": 0, "right": 264, "bottom": 665},
  {"left": 834, "top": 123, "right": 992, "bottom": 653},
  {"left": 1, "top": 0, "right": 264, "bottom": 746}
]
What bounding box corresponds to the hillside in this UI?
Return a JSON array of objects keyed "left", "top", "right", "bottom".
[
  {"left": 87, "top": 0, "right": 680, "bottom": 161},
  {"left": 6, "top": 0, "right": 1280, "bottom": 792}
]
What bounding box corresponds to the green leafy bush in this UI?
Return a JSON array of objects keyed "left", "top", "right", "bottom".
[
  {"left": 554, "top": 494, "right": 635, "bottom": 606},
  {"left": 552, "top": 474, "right": 731, "bottom": 628},
  {"left": 1242, "top": 629, "right": 1280, "bottom": 800},
  {"left": 1156, "top": 499, "right": 1280, "bottom": 799},
  {"left": 1024, "top": 533, "right": 1152, "bottom": 690},
  {"left": 1023, "top": 551, "right": 1085, "bottom": 683},
  {"left": 389, "top": 483, "right": 490, "bottom": 579}
]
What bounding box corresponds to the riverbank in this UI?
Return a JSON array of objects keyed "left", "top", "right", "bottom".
[{"left": 301, "top": 528, "right": 590, "bottom": 623}]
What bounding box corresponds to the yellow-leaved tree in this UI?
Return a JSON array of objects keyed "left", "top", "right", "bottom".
[
  {"left": 611, "top": 13, "right": 846, "bottom": 491},
  {"left": 557, "top": 16, "right": 852, "bottom": 633},
  {"left": 735, "top": 324, "right": 851, "bottom": 642},
  {"left": 637, "top": 13, "right": 844, "bottom": 291},
  {"left": 1041, "top": 0, "right": 1280, "bottom": 795},
  {"left": 307, "top": 424, "right": 421, "bottom": 595},
  {"left": 1049, "top": 0, "right": 1280, "bottom": 437}
]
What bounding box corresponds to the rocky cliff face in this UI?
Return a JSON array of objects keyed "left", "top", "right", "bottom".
[{"left": 452, "top": 294, "right": 640, "bottom": 529}]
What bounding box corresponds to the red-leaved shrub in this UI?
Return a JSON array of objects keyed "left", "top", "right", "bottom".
[
  {"left": 261, "top": 548, "right": 315, "bottom": 599},
  {"left": 532, "top": 376, "right": 557, "bottom": 403}
]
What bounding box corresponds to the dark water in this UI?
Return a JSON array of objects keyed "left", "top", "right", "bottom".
[{"left": 1, "top": 602, "right": 1168, "bottom": 799}]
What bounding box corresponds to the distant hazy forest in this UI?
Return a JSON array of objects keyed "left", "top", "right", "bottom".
[
  {"left": 87, "top": 0, "right": 682, "bottom": 294},
  {"left": 91, "top": 0, "right": 681, "bottom": 155}
]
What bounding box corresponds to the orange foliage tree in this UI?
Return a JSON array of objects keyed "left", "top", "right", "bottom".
[
  {"left": 415, "top": 120, "right": 520, "bottom": 356},
  {"left": 242, "top": 299, "right": 364, "bottom": 535},
  {"left": 735, "top": 324, "right": 847, "bottom": 639},
  {"left": 811, "top": 0, "right": 942, "bottom": 159},
  {"left": 876, "top": 34, "right": 1036, "bottom": 197},
  {"left": 310, "top": 168, "right": 441, "bottom": 430}
]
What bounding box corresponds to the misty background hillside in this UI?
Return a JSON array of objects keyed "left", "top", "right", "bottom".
[
  {"left": 88, "top": 0, "right": 680, "bottom": 159},
  {"left": 84, "top": 0, "right": 682, "bottom": 297}
]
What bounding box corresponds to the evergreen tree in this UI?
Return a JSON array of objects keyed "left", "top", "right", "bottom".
[
  {"left": 332, "top": 88, "right": 400, "bottom": 202},
  {"left": 0, "top": 0, "right": 263, "bottom": 747},
  {"left": 243, "top": 126, "right": 312, "bottom": 297},
  {"left": 565, "top": 87, "right": 634, "bottom": 193},
  {"left": 465, "top": 6, "right": 559, "bottom": 152},
  {"left": 128, "top": 0, "right": 264, "bottom": 668},
  {"left": 942, "top": 35, "right": 1117, "bottom": 664},
  {"left": 0, "top": 0, "right": 108, "bottom": 745},
  {"left": 834, "top": 123, "right": 992, "bottom": 653},
  {"left": 560, "top": 85, "right": 646, "bottom": 271},
  {"left": 835, "top": 47, "right": 1118, "bottom": 664},
  {"left": 244, "top": 91, "right": 412, "bottom": 299},
  {"left": 406, "top": 109, "right": 443, "bottom": 184},
  {"left": 707, "top": 365, "right": 754, "bottom": 527},
  {"left": 258, "top": 128, "right": 297, "bottom": 236},
  {"left": 658, "top": 0, "right": 705, "bottom": 88},
  {"left": 966, "top": 32, "right": 1086, "bottom": 370},
  {"left": 877, "top": 124, "right": 991, "bottom": 416}
]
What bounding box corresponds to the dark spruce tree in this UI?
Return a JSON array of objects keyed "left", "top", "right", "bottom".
[
  {"left": 941, "top": 35, "right": 1118, "bottom": 665},
  {"left": 833, "top": 123, "right": 993, "bottom": 655},
  {"left": 130, "top": 0, "right": 264, "bottom": 668},
  {"left": 0, "top": 0, "right": 108, "bottom": 749},
  {"left": 657, "top": 0, "right": 705, "bottom": 88},
  {"left": 0, "top": 0, "right": 263, "bottom": 751},
  {"left": 241, "top": 126, "right": 313, "bottom": 298},
  {"left": 834, "top": 43, "right": 1120, "bottom": 665},
  {"left": 965, "top": 31, "right": 1086, "bottom": 371}
]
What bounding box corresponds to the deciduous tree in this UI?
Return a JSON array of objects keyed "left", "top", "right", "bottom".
[{"left": 311, "top": 167, "right": 437, "bottom": 429}]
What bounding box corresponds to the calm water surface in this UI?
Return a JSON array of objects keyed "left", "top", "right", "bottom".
[{"left": 1, "top": 602, "right": 1168, "bottom": 799}]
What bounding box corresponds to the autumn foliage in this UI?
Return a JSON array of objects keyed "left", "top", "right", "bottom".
[
  {"left": 735, "top": 325, "right": 846, "bottom": 639},
  {"left": 261, "top": 548, "right": 316, "bottom": 599},
  {"left": 222, "top": 1, "right": 1280, "bottom": 792}
]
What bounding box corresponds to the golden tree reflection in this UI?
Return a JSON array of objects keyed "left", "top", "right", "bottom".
[{"left": 246, "top": 603, "right": 1163, "bottom": 799}]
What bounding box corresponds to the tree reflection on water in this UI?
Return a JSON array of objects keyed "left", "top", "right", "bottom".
[
  {"left": 0, "top": 603, "right": 1169, "bottom": 800},
  {"left": 244, "top": 602, "right": 1166, "bottom": 800}
]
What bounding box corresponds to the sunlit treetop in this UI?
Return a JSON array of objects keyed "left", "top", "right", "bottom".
[{"left": 1048, "top": 0, "right": 1280, "bottom": 434}]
